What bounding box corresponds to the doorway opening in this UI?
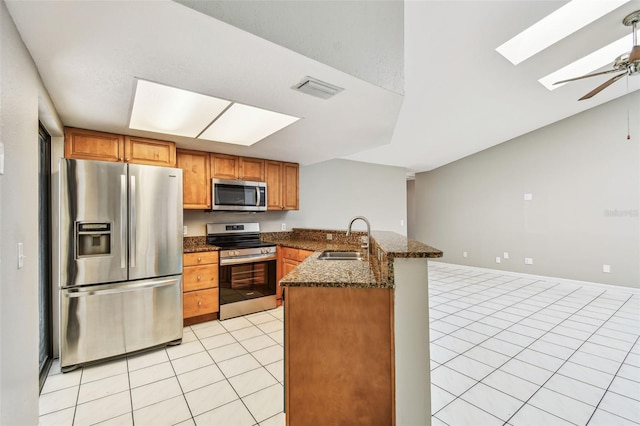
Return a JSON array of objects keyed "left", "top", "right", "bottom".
[{"left": 38, "top": 123, "right": 52, "bottom": 391}]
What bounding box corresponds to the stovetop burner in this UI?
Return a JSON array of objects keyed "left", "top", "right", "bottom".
[{"left": 206, "top": 222, "right": 275, "bottom": 251}]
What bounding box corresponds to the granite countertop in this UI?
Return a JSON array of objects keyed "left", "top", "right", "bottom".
[
  {"left": 279, "top": 252, "right": 385, "bottom": 289},
  {"left": 183, "top": 237, "right": 219, "bottom": 253},
  {"left": 184, "top": 230, "right": 443, "bottom": 289}
]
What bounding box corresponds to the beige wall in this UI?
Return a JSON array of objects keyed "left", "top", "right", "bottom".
[
  {"left": 184, "top": 158, "right": 408, "bottom": 235},
  {"left": 415, "top": 92, "right": 640, "bottom": 288},
  {"left": 1, "top": 1, "right": 62, "bottom": 422}
]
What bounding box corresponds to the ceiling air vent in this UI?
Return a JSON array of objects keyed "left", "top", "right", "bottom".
[{"left": 292, "top": 77, "right": 344, "bottom": 99}]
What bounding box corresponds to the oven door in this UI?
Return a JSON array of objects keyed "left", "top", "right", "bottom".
[{"left": 218, "top": 258, "right": 277, "bottom": 319}]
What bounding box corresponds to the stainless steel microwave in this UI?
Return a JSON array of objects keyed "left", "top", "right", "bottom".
[{"left": 211, "top": 178, "right": 267, "bottom": 212}]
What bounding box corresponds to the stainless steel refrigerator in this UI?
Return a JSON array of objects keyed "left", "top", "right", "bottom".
[{"left": 58, "top": 158, "right": 183, "bottom": 371}]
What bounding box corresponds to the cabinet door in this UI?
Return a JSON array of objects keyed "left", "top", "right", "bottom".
[
  {"left": 298, "top": 249, "right": 314, "bottom": 262},
  {"left": 240, "top": 157, "right": 265, "bottom": 182},
  {"left": 177, "top": 149, "right": 211, "bottom": 209},
  {"left": 265, "top": 160, "right": 283, "bottom": 210},
  {"left": 283, "top": 162, "right": 299, "bottom": 210},
  {"left": 64, "top": 127, "right": 125, "bottom": 162},
  {"left": 211, "top": 154, "right": 239, "bottom": 180},
  {"left": 282, "top": 258, "right": 298, "bottom": 276},
  {"left": 124, "top": 136, "right": 176, "bottom": 167},
  {"left": 183, "top": 288, "right": 219, "bottom": 318}
]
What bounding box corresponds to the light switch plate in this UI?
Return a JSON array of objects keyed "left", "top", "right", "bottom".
[{"left": 17, "top": 242, "right": 24, "bottom": 269}]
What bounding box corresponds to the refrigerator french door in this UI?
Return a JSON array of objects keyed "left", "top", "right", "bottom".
[{"left": 58, "top": 159, "right": 183, "bottom": 371}]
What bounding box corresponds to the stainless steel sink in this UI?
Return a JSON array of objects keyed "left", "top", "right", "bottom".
[{"left": 318, "top": 251, "right": 363, "bottom": 261}]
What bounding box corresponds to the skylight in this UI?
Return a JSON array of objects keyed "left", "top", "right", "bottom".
[
  {"left": 129, "top": 79, "right": 299, "bottom": 146},
  {"left": 496, "top": 0, "right": 630, "bottom": 65},
  {"left": 199, "top": 103, "right": 300, "bottom": 146}
]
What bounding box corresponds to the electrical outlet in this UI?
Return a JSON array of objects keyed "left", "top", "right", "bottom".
[
  {"left": 463, "top": 251, "right": 468, "bottom": 258},
  {"left": 326, "top": 233, "right": 333, "bottom": 240},
  {"left": 503, "top": 252, "right": 509, "bottom": 259},
  {"left": 281, "top": 223, "right": 287, "bottom": 231},
  {"left": 524, "top": 257, "right": 533, "bottom": 265},
  {"left": 495, "top": 257, "right": 501, "bottom": 264},
  {"left": 183, "top": 226, "right": 188, "bottom": 235},
  {"left": 524, "top": 193, "right": 533, "bottom": 201},
  {"left": 603, "top": 264, "right": 611, "bottom": 273}
]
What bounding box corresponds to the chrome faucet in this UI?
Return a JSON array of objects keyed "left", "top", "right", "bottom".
[{"left": 346, "top": 216, "right": 371, "bottom": 260}]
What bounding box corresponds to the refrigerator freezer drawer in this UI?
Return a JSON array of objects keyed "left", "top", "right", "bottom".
[{"left": 60, "top": 275, "right": 183, "bottom": 369}]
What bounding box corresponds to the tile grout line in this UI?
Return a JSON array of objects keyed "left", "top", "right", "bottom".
[
  {"left": 431, "top": 283, "right": 597, "bottom": 422},
  {"left": 502, "top": 292, "right": 637, "bottom": 425}
]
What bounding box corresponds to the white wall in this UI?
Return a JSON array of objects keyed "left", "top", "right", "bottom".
[
  {"left": 184, "top": 159, "right": 408, "bottom": 235},
  {"left": 415, "top": 92, "right": 640, "bottom": 288},
  {"left": 1, "top": 1, "right": 62, "bottom": 422}
]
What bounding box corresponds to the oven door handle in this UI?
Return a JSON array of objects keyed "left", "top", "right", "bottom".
[{"left": 220, "top": 253, "right": 277, "bottom": 266}]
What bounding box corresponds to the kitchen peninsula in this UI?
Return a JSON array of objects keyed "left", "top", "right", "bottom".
[{"left": 270, "top": 229, "right": 442, "bottom": 426}]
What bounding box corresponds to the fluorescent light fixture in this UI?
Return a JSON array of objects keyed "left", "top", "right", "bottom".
[
  {"left": 199, "top": 103, "right": 299, "bottom": 146},
  {"left": 292, "top": 76, "right": 344, "bottom": 99},
  {"left": 129, "top": 79, "right": 231, "bottom": 137},
  {"left": 496, "top": 0, "right": 629, "bottom": 65},
  {"left": 129, "top": 79, "right": 299, "bottom": 146},
  {"left": 539, "top": 29, "right": 638, "bottom": 90}
]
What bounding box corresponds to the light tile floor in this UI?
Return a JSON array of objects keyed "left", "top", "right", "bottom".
[
  {"left": 39, "top": 262, "right": 640, "bottom": 425},
  {"left": 40, "top": 308, "right": 286, "bottom": 426},
  {"left": 429, "top": 262, "right": 640, "bottom": 426}
]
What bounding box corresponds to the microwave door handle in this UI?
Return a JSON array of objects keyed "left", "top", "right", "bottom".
[
  {"left": 120, "top": 174, "right": 127, "bottom": 269},
  {"left": 256, "top": 186, "right": 261, "bottom": 207}
]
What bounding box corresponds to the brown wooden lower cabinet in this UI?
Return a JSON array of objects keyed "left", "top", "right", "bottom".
[
  {"left": 183, "top": 251, "right": 219, "bottom": 326},
  {"left": 285, "top": 286, "right": 395, "bottom": 425},
  {"left": 277, "top": 247, "right": 314, "bottom": 305},
  {"left": 183, "top": 288, "right": 219, "bottom": 319}
]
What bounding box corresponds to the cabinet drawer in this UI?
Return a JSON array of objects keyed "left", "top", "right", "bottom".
[
  {"left": 183, "top": 288, "right": 219, "bottom": 318},
  {"left": 184, "top": 251, "right": 219, "bottom": 267},
  {"left": 281, "top": 247, "right": 299, "bottom": 261},
  {"left": 184, "top": 265, "right": 219, "bottom": 292}
]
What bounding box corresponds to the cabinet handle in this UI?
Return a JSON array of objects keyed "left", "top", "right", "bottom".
[
  {"left": 197, "top": 276, "right": 201, "bottom": 281},
  {"left": 118, "top": 157, "right": 123, "bottom": 161},
  {"left": 197, "top": 257, "right": 202, "bottom": 262},
  {"left": 125, "top": 158, "right": 130, "bottom": 162},
  {"left": 198, "top": 301, "right": 202, "bottom": 306}
]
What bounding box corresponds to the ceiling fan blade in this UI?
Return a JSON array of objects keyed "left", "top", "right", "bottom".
[
  {"left": 554, "top": 68, "right": 622, "bottom": 85},
  {"left": 629, "top": 45, "right": 640, "bottom": 63},
  {"left": 578, "top": 72, "right": 626, "bottom": 100}
]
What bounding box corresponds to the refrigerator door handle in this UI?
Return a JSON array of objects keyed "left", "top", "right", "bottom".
[
  {"left": 64, "top": 276, "right": 181, "bottom": 297},
  {"left": 120, "top": 174, "right": 127, "bottom": 269},
  {"left": 130, "top": 175, "right": 136, "bottom": 268}
]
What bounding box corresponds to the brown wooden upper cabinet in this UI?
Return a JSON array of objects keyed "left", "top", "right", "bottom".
[
  {"left": 176, "top": 149, "right": 211, "bottom": 210},
  {"left": 266, "top": 160, "right": 299, "bottom": 211},
  {"left": 211, "top": 154, "right": 265, "bottom": 182},
  {"left": 64, "top": 128, "right": 176, "bottom": 167}
]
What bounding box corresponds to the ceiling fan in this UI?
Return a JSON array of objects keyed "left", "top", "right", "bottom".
[{"left": 554, "top": 10, "right": 640, "bottom": 101}]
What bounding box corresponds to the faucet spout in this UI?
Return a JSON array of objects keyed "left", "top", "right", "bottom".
[{"left": 346, "top": 216, "right": 371, "bottom": 260}]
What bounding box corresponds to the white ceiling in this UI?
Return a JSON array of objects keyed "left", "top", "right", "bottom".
[{"left": 6, "top": 0, "right": 640, "bottom": 173}]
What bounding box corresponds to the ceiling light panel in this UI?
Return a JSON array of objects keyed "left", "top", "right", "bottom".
[
  {"left": 496, "top": 0, "right": 630, "bottom": 65},
  {"left": 539, "top": 29, "right": 638, "bottom": 90},
  {"left": 199, "top": 103, "right": 299, "bottom": 146},
  {"left": 129, "top": 79, "right": 231, "bottom": 137}
]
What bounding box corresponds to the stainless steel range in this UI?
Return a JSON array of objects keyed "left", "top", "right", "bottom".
[{"left": 207, "top": 223, "right": 277, "bottom": 320}]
